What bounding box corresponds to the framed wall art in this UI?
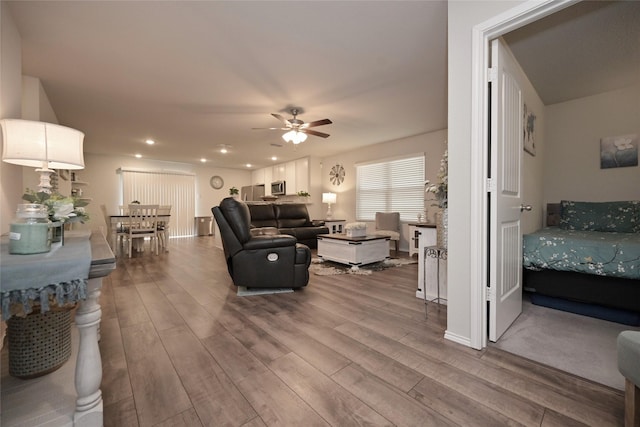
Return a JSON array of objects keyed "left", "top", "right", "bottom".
[
  {"left": 329, "top": 164, "right": 345, "bottom": 185},
  {"left": 523, "top": 103, "right": 536, "bottom": 156},
  {"left": 600, "top": 134, "right": 638, "bottom": 169}
]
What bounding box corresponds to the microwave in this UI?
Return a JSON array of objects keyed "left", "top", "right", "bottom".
[{"left": 271, "top": 181, "right": 286, "bottom": 195}]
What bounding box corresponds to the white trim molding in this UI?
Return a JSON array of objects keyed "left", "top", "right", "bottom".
[
  {"left": 444, "top": 330, "right": 472, "bottom": 348},
  {"left": 468, "top": 0, "right": 578, "bottom": 350}
]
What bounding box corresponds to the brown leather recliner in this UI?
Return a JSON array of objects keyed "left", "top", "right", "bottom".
[{"left": 212, "top": 197, "right": 311, "bottom": 289}]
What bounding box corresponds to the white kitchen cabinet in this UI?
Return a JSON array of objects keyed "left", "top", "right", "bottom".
[
  {"left": 252, "top": 168, "right": 265, "bottom": 185},
  {"left": 295, "top": 158, "right": 309, "bottom": 194},
  {"left": 264, "top": 167, "right": 273, "bottom": 195},
  {"left": 272, "top": 164, "right": 285, "bottom": 182},
  {"left": 263, "top": 157, "right": 309, "bottom": 196},
  {"left": 285, "top": 161, "right": 296, "bottom": 194}
]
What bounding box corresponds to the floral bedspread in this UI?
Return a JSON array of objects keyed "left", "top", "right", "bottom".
[{"left": 523, "top": 227, "right": 640, "bottom": 280}]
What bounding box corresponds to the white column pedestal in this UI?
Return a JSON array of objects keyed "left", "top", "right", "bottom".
[{"left": 73, "top": 277, "right": 104, "bottom": 426}]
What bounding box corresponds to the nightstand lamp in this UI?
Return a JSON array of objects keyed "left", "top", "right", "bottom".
[{"left": 322, "top": 192, "right": 337, "bottom": 220}]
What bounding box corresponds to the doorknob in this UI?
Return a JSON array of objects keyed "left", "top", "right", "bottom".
[{"left": 520, "top": 204, "right": 532, "bottom": 212}]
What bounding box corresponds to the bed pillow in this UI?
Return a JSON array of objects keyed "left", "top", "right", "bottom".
[{"left": 559, "top": 200, "right": 639, "bottom": 233}]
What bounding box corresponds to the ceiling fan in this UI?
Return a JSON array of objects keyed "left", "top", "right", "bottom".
[{"left": 253, "top": 108, "right": 332, "bottom": 144}]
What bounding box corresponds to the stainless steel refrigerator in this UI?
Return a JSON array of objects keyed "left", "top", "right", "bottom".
[{"left": 240, "top": 185, "right": 265, "bottom": 201}]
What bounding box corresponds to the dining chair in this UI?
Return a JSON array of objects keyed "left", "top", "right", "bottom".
[
  {"left": 99, "top": 204, "right": 113, "bottom": 243},
  {"left": 157, "top": 205, "right": 172, "bottom": 252},
  {"left": 126, "top": 204, "right": 159, "bottom": 258},
  {"left": 372, "top": 212, "right": 401, "bottom": 254},
  {"left": 100, "top": 204, "right": 128, "bottom": 250}
]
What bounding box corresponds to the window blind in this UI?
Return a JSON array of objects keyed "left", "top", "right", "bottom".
[
  {"left": 120, "top": 169, "right": 196, "bottom": 237},
  {"left": 356, "top": 155, "right": 425, "bottom": 222}
]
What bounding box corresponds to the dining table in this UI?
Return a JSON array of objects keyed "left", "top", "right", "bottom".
[{"left": 108, "top": 213, "right": 170, "bottom": 253}]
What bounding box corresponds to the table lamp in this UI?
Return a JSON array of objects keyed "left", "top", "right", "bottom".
[
  {"left": 322, "top": 192, "right": 337, "bottom": 220},
  {"left": 1, "top": 119, "right": 85, "bottom": 193}
]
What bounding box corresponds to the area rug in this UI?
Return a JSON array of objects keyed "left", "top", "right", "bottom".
[
  {"left": 310, "top": 257, "right": 417, "bottom": 276},
  {"left": 237, "top": 286, "right": 294, "bottom": 296},
  {"left": 493, "top": 297, "right": 640, "bottom": 390}
]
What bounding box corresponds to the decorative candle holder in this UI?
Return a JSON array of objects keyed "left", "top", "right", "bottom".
[{"left": 9, "top": 204, "right": 51, "bottom": 254}]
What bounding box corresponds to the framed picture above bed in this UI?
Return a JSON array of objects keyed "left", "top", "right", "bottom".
[{"left": 600, "top": 133, "right": 638, "bottom": 169}]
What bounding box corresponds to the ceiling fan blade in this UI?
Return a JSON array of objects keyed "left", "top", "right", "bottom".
[
  {"left": 301, "top": 118, "right": 332, "bottom": 128},
  {"left": 303, "top": 129, "right": 330, "bottom": 138},
  {"left": 271, "top": 113, "right": 288, "bottom": 124},
  {"left": 252, "top": 127, "right": 290, "bottom": 130}
]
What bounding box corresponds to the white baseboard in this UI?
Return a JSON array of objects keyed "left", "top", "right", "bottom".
[{"left": 444, "top": 330, "right": 472, "bottom": 348}]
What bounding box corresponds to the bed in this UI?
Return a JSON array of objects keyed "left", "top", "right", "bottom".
[{"left": 523, "top": 200, "right": 640, "bottom": 325}]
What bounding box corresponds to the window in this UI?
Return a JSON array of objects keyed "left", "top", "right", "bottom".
[
  {"left": 120, "top": 169, "right": 196, "bottom": 237},
  {"left": 356, "top": 154, "right": 425, "bottom": 222}
]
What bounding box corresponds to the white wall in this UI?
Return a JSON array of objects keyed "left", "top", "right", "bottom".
[
  {"left": 0, "top": 2, "right": 24, "bottom": 351},
  {"left": 76, "top": 153, "right": 252, "bottom": 233},
  {"left": 320, "top": 129, "right": 448, "bottom": 251},
  {"left": 306, "top": 156, "right": 325, "bottom": 221},
  {"left": 544, "top": 84, "right": 640, "bottom": 204},
  {"left": 22, "top": 75, "right": 58, "bottom": 123},
  {"left": 0, "top": 62, "right": 64, "bottom": 233},
  {"left": 0, "top": 3, "right": 24, "bottom": 235},
  {"left": 447, "top": 0, "right": 526, "bottom": 345}
]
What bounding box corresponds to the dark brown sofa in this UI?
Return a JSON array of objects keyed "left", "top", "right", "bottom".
[{"left": 247, "top": 203, "right": 329, "bottom": 249}]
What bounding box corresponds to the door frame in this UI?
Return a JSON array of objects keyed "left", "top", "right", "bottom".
[{"left": 468, "top": 0, "right": 579, "bottom": 349}]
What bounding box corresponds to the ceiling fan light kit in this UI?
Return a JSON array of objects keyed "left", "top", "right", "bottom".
[
  {"left": 282, "top": 130, "right": 307, "bottom": 144},
  {"left": 253, "top": 107, "right": 332, "bottom": 145}
]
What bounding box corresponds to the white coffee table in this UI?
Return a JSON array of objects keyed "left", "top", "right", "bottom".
[{"left": 317, "top": 234, "right": 390, "bottom": 268}]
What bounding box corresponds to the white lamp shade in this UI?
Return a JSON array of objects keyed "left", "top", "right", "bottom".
[
  {"left": 1, "top": 119, "right": 85, "bottom": 169},
  {"left": 322, "top": 192, "right": 337, "bottom": 204}
]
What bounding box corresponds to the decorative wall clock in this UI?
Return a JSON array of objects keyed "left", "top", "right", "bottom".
[
  {"left": 329, "top": 164, "right": 345, "bottom": 186},
  {"left": 209, "top": 175, "right": 224, "bottom": 189}
]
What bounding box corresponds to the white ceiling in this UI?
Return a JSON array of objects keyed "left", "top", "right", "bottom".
[
  {"left": 7, "top": 1, "right": 448, "bottom": 169},
  {"left": 504, "top": 0, "right": 640, "bottom": 105},
  {"left": 5, "top": 1, "right": 639, "bottom": 169}
]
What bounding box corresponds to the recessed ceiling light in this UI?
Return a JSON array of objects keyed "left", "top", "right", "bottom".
[
  {"left": 135, "top": 154, "right": 142, "bottom": 158},
  {"left": 271, "top": 156, "right": 277, "bottom": 161},
  {"left": 145, "top": 139, "right": 155, "bottom": 145},
  {"left": 217, "top": 143, "right": 233, "bottom": 153},
  {"left": 246, "top": 163, "right": 252, "bottom": 168},
  {"left": 200, "top": 158, "right": 207, "bottom": 163}
]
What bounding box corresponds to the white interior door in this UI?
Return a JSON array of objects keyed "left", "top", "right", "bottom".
[{"left": 488, "top": 38, "right": 524, "bottom": 342}]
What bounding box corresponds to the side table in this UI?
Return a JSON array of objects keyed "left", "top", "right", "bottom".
[
  {"left": 408, "top": 222, "right": 435, "bottom": 257},
  {"left": 316, "top": 219, "right": 346, "bottom": 234},
  {"left": 424, "top": 245, "right": 447, "bottom": 318},
  {"left": 1, "top": 231, "right": 116, "bottom": 426}
]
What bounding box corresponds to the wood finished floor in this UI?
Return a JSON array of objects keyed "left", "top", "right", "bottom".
[{"left": 101, "top": 237, "right": 624, "bottom": 427}]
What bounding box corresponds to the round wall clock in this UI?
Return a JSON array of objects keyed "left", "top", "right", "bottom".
[
  {"left": 329, "top": 164, "right": 345, "bottom": 186},
  {"left": 209, "top": 175, "right": 224, "bottom": 189}
]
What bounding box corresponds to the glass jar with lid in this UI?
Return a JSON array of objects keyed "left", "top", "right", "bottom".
[{"left": 9, "top": 204, "right": 52, "bottom": 254}]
